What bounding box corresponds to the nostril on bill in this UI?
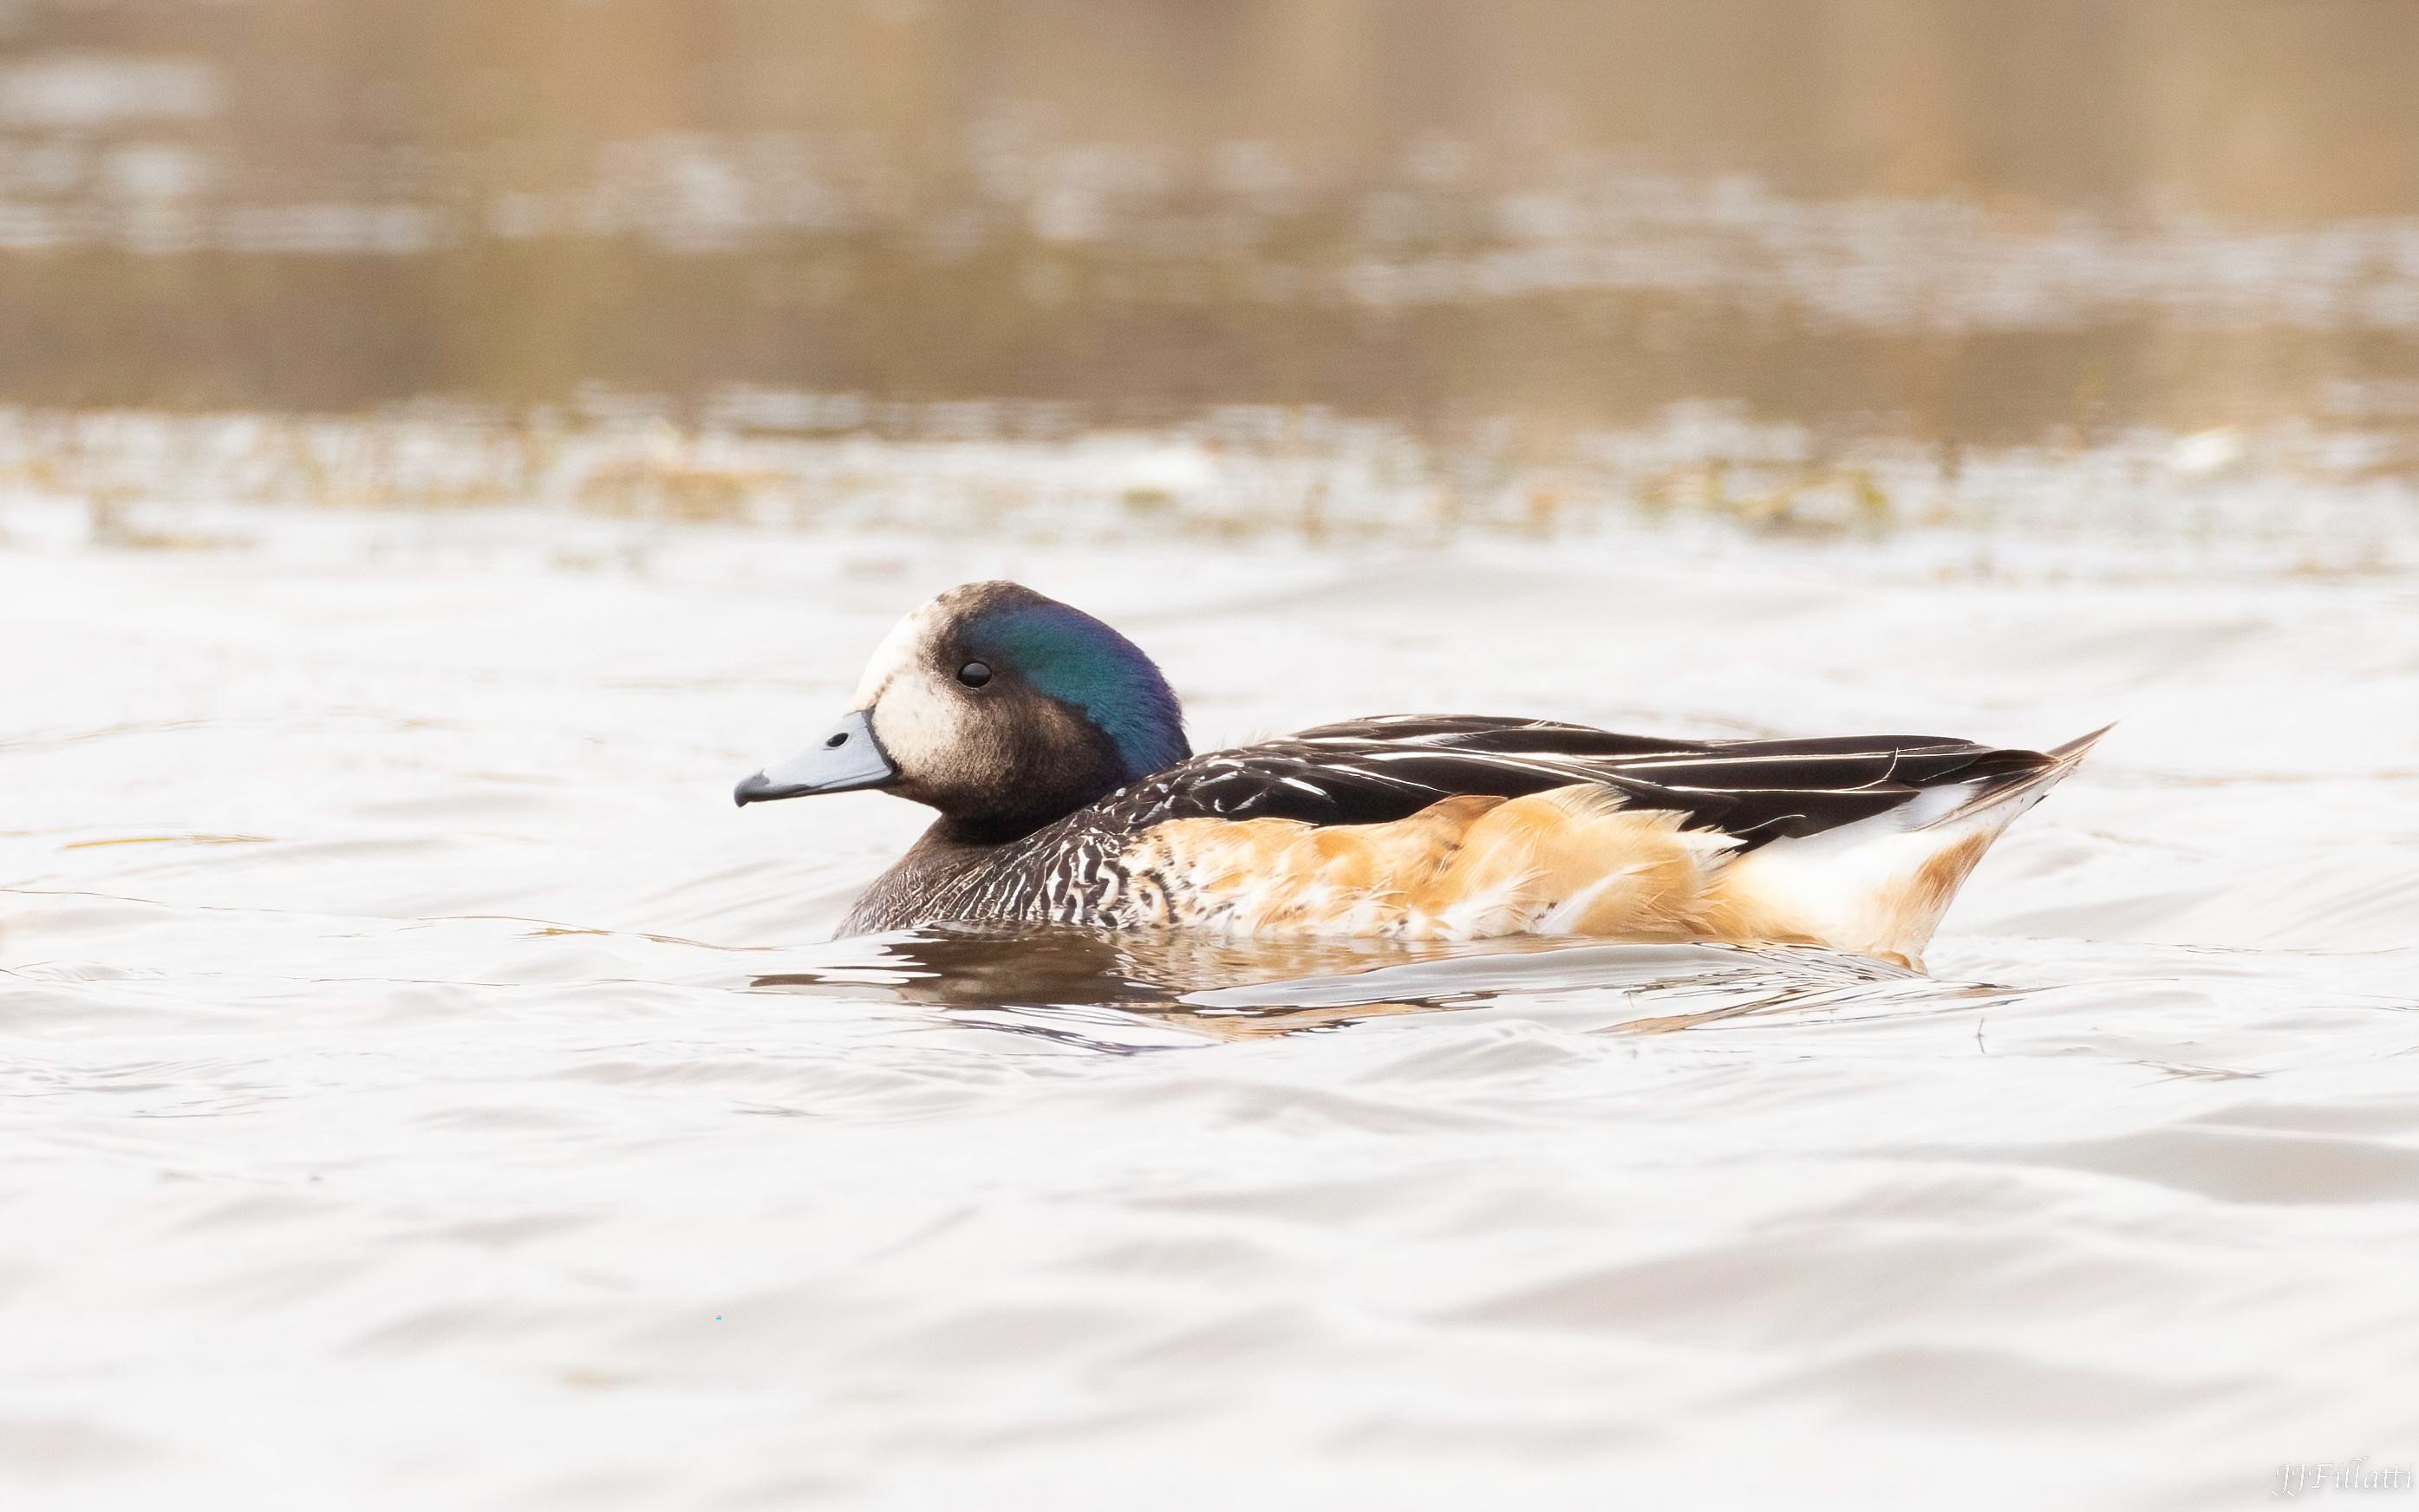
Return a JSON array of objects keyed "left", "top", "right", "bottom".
[{"left": 825, "top": 732, "right": 848, "bottom": 747}]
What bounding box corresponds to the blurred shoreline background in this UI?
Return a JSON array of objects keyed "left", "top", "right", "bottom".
[{"left": 5, "top": 0, "right": 2419, "bottom": 541}]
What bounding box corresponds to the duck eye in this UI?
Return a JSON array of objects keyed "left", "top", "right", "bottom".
[{"left": 956, "top": 661, "right": 993, "bottom": 688}]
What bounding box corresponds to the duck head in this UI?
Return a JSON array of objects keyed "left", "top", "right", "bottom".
[{"left": 735, "top": 582, "right": 1190, "bottom": 844}]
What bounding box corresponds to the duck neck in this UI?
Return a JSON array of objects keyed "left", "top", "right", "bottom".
[
  {"left": 927, "top": 709, "right": 1182, "bottom": 847},
  {"left": 931, "top": 746, "right": 1131, "bottom": 845}
]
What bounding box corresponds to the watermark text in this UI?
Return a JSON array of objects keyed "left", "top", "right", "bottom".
[{"left": 2275, "top": 1461, "right": 2416, "bottom": 1499}]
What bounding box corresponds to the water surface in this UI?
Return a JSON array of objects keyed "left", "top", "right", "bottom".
[{"left": 3, "top": 503, "right": 2416, "bottom": 1509}]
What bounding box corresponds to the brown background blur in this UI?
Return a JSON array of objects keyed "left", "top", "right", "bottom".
[{"left": 6, "top": 0, "right": 2419, "bottom": 440}]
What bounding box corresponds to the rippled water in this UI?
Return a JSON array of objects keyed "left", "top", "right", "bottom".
[{"left": 5, "top": 503, "right": 2417, "bottom": 1509}]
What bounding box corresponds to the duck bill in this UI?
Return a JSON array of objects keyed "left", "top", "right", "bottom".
[{"left": 734, "top": 709, "right": 897, "bottom": 805}]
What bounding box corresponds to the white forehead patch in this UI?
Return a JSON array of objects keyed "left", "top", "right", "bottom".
[
  {"left": 850, "top": 596, "right": 949, "bottom": 707},
  {"left": 851, "top": 593, "right": 966, "bottom": 780}
]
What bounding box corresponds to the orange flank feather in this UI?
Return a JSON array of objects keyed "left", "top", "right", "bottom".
[
  {"left": 1126, "top": 785, "right": 1741, "bottom": 946},
  {"left": 1410, "top": 788, "right": 1738, "bottom": 938},
  {"left": 1123, "top": 773, "right": 2070, "bottom": 968}
]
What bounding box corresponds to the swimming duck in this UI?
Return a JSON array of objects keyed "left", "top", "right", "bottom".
[{"left": 735, "top": 581, "right": 2101, "bottom": 968}]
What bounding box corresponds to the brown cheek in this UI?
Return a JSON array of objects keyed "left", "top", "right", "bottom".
[{"left": 926, "top": 698, "right": 1025, "bottom": 802}]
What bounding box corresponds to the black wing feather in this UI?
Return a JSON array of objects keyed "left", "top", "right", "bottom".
[{"left": 1092, "top": 714, "right": 2058, "bottom": 848}]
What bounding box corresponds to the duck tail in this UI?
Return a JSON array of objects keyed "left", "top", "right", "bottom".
[
  {"left": 1698, "top": 723, "right": 2109, "bottom": 969},
  {"left": 1920, "top": 722, "right": 2112, "bottom": 831}
]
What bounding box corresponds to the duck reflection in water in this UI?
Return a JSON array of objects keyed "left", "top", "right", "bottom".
[
  {"left": 749, "top": 925, "right": 1493, "bottom": 1040},
  {"left": 748, "top": 925, "right": 1981, "bottom": 1045}
]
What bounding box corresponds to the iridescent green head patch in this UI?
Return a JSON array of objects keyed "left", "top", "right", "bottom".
[{"left": 968, "top": 600, "right": 1189, "bottom": 779}]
